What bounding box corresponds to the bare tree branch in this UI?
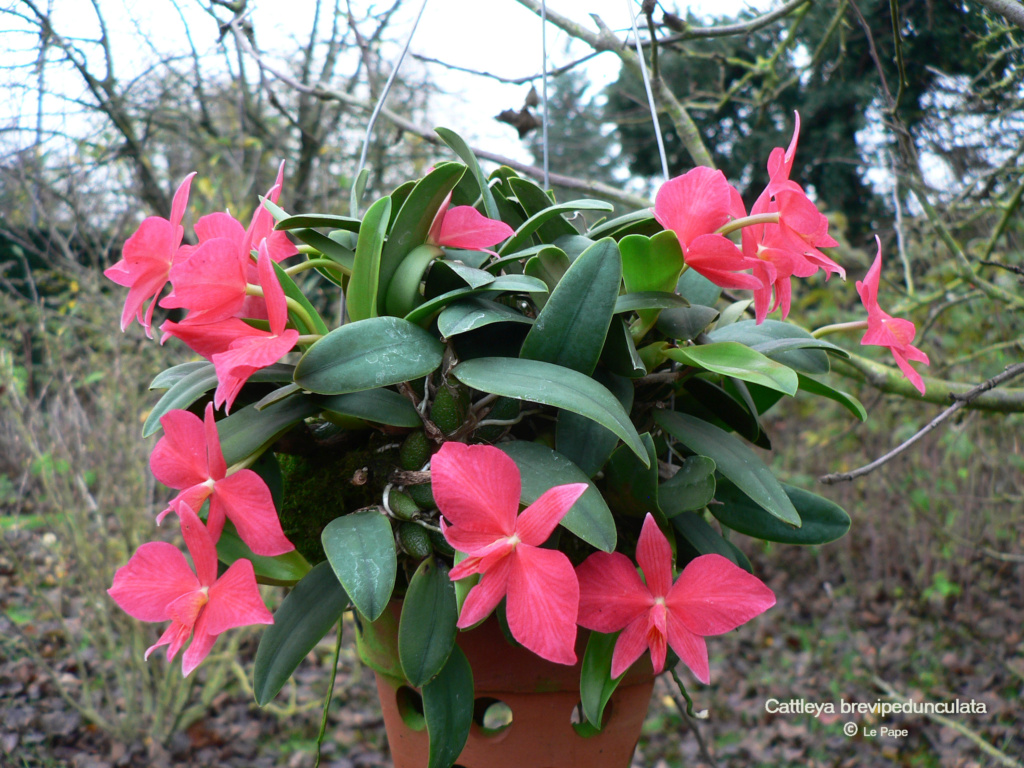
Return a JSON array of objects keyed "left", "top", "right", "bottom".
[{"left": 971, "top": 0, "right": 1024, "bottom": 30}]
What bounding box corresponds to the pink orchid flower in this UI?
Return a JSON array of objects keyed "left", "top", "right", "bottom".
[
  {"left": 104, "top": 173, "right": 196, "bottom": 337},
  {"left": 150, "top": 402, "right": 294, "bottom": 556},
  {"left": 576, "top": 514, "right": 775, "bottom": 682},
  {"left": 653, "top": 167, "right": 765, "bottom": 292},
  {"left": 426, "top": 194, "right": 514, "bottom": 255},
  {"left": 743, "top": 115, "right": 845, "bottom": 323},
  {"left": 108, "top": 502, "right": 272, "bottom": 677},
  {"left": 856, "top": 237, "right": 930, "bottom": 394},
  {"left": 210, "top": 243, "right": 300, "bottom": 412},
  {"left": 432, "top": 442, "right": 587, "bottom": 665}
]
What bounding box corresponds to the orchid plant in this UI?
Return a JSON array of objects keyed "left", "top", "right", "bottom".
[{"left": 105, "top": 119, "right": 928, "bottom": 763}]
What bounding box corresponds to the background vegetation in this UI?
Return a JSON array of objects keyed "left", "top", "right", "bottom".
[{"left": 1, "top": 0, "right": 1022, "bottom": 766}]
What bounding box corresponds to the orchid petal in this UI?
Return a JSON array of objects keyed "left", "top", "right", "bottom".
[
  {"left": 194, "top": 212, "right": 245, "bottom": 246},
  {"left": 181, "top": 612, "right": 219, "bottom": 677},
  {"left": 150, "top": 409, "right": 208, "bottom": 490},
  {"left": 161, "top": 238, "right": 248, "bottom": 323},
  {"left": 204, "top": 558, "right": 273, "bottom": 635},
  {"left": 506, "top": 546, "right": 578, "bottom": 665},
  {"left": 169, "top": 172, "right": 196, "bottom": 228},
  {"left": 576, "top": 551, "right": 652, "bottom": 633},
  {"left": 514, "top": 483, "right": 588, "bottom": 546},
  {"left": 435, "top": 206, "right": 514, "bottom": 251},
  {"left": 159, "top": 317, "right": 259, "bottom": 360},
  {"left": 685, "top": 234, "right": 765, "bottom": 291},
  {"left": 666, "top": 554, "right": 775, "bottom": 636},
  {"left": 609, "top": 614, "right": 650, "bottom": 679},
  {"left": 636, "top": 514, "right": 673, "bottom": 598},
  {"left": 177, "top": 503, "right": 220, "bottom": 587},
  {"left": 257, "top": 243, "right": 289, "bottom": 335},
  {"left": 146, "top": 620, "right": 192, "bottom": 663},
  {"left": 457, "top": 556, "right": 513, "bottom": 628},
  {"left": 665, "top": 611, "right": 710, "bottom": 684},
  {"left": 108, "top": 541, "right": 200, "bottom": 622},
  {"left": 653, "top": 167, "right": 735, "bottom": 249},
  {"left": 212, "top": 471, "right": 294, "bottom": 555},
  {"left": 431, "top": 443, "right": 519, "bottom": 535},
  {"left": 202, "top": 403, "right": 226, "bottom": 481}
]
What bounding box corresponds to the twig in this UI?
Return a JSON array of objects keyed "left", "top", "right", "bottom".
[
  {"left": 668, "top": 669, "right": 718, "bottom": 768},
  {"left": 656, "top": 0, "right": 811, "bottom": 44},
  {"left": 410, "top": 51, "right": 600, "bottom": 85},
  {"left": 820, "top": 362, "right": 1024, "bottom": 483},
  {"left": 971, "top": 0, "right": 1024, "bottom": 31},
  {"left": 872, "top": 676, "right": 1023, "bottom": 768}
]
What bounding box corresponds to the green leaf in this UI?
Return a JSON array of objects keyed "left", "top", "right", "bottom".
[
  {"left": 659, "top": 456, "right": 716, "bottom": 517},
  {"left": 423, "top": 645, "right": 474, "bottom": 768},
  {"left": 404, "top": 274, "right": 548, "bottom": 327},
  {"left": 218, "top": 395, "right": 322, "bottom": 466},
  {"left": 216, "top": 525, "right": 311, "bottom": 586},
  {"left": 619, "top": 231, "right": 685, "bottom": 334},
  {"left": 346, "top": 196, "right": 392, "bottom": 322},
  {"left": 436, "top": 298, "right": 533, "bottom": 338},
  {"left": 579, "top": 632, "right": 623, "bottom": 731},
  {"left": 290, "top": 227, "right": 355, "bottom": 274},
  {"left": 149, "top": 361, "right": 210, "bottom": 390},
  {"left": 556, "top": 369, "right": 634, "bottom": 477},
  {"left": 295, "top": 317, "right": 444, "bottom": 395},
  {"left": 452, "top": 357, "right": 648, "bottom": 466},
  {"left": 600, "top": 317, "right": 646, "bottom": 378},
  {"left": 508, "top": 177, "right": 578, "bottom": 240},
  {"left": 399, "top": 557, "right": 458, "bottom": 687},
  {"left": 317, "top": 388, "right": 421, "bottom": 428},
  {"left": 656, "top": 305, "right": 720, "bottom": 341},
  {"left": 604, "top": 433, "right": 661, "bottom": 518},
  {"left": 385, "top": 244, "right": 444, "bottom": 317},
  {"left": 671, "top": 512, "right": 751, "bottom": 570},
  {"left": 798, "top": 374, "right": 867, "bottom": 421},
  {"left": 519, "top": 238, "right": 622, "bottom": 376},
  {"left": 712, "top": 480, "right": 851, "bottom": 545},
  {"left": 274, "top": 213, "right": 362, "bottom": 232},
  {"left": 682, "top": 378, "right": 767, "bottom": 447},
  {"left": 666, "top": 342, "right": 799, "bottom": 396},
  {"left": 253, "top": 561, "right": 348, "bottom": 705},
  {"left": 676, "top": 268, "right": 721, "bottom": 306},
  {"left": 707, "top": 319, "right": 834, "bottom": 374},
  {"left": 613, "top": 291, "right": 688, "bottom": 315},
  {"left": 499, "top": 200, "right": 613, "bottom": 256},
  {"left": 378, "top": 163, "right": 466, "bottom": 310},
  {"left": 436, "top": 127, "right": 500, "bottom": 221},
  {"left": 497, "top": 441, "right": 616, "bottom": 552},
  {"left": 321, "top": 511, "right": 397, "bottom": 622},
  {"left": 523, "top": 246, "right": 570, "bottom": 307},
  {"left": 272, "top": 260, "right": 329, "bottom": 336},
  {"left": 654, "top": 410, "right": 800, "bottom": 526},
  {"left": 586, "top": 209, "right": 657, "bottom": 239},
  {"left": 142, "top": 363, "right": 295, "bottom": 438}
]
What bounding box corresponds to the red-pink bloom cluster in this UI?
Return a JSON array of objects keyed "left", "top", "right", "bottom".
[
  {"left": 109, "top": 503, "right": 272, "bottom": 677},
  {"left": 654, "top": 114, "right": 845, "bottom": 324},
  {"left": 857, "top": 237, "right": 930, "bottom": 394},
  {"left": 433, "top": 444, "right": 775, "bottom": 681}
]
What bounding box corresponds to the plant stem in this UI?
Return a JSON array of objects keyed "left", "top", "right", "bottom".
[{"left": 812, "top": 320, "right": 867, "bottom": 338}]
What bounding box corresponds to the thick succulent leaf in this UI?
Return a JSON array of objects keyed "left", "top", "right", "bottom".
[
  {"left": 619, "top": 231, "right": 685, "bottom": 333},
  {"left": 271, "top": 260, "right": 330, "bottom": 335},
  {"left": 681, "top": 378, "right": 767, "bottom": 447},
  {"left": 322, "top": 511, "right": 397, "bottom": 622},
  {"left": 294, "top": 317, "right": 444, "bottom": 395},
  {"left": 613, "top": 291, "right": 688, "bottom": 314},
  {"left": 378, "top": 163, "right": 466, "bottom": 310},
  {"left": 252, "top": 561, "right": 348, "bottom": 705},
  {"left": 707, "top": 319, "right": 837, "bottom": 374},
  {"left": 499, "top": 200, "right": 613, "bottom": 255},
  {"left": 586, "top": 209, "right": 657, "bottom": 239},
  {"left": 599, "top": 317, "right": 646, "bottom": 378},
  {"left": 216, "top": 525, "right": 311, "bottom": 586},
  {"left": 712, "top": 479, "right": 851, "bottom": 545},
  {"left": 659, "top": 455, "right": 716, "bottom": 517},
  {"left": 399, "top": 557, "right": 458, "bottom": 687},
  {"left": 346, "top": 196, "right": 392, "bottom": 322},
  {"left": 523, "top": 246, "right": 571, "bottom": 307},
  {"left": 797, "top": 374, "right": 867, "bottom": 421},
  {"left": 671, "top": 512, "right": 751, "bottom": 571},
  {"left": 143, "top": 363, "right": 296, "bottom": 438},
  {"left": 656, "top": 305, "right": 720, "bottom": 342},
  {"left": 436, "top": 297, "right": 533, "bottom": 338},
  {"left": 507, "top": 177, "right": 578, "bottom": 240},
  {"left": 218, "top": 395, "right": 321, "bottom": 466},
  {"left": 666, "top": 342, "right": 799, "bottom": 396},
  {"left": 404, "top": 274, "right": 548, "bottom": 327},
  {"left": 452, "top": 357, "right": 648, "bottom": 465},
  {"left": 676, "top": 268, "right": 721, "bottom": 306},
  {"left": 579, "top": 631, "right": 623, "bottom": 732},
  {"left": 423, "top": 646, "right": 474, "bottom": 768},
  {"left": 289, "top": 227, "right": 355, "bottom": 274},
  {"left": 654, "top": 410, "right": 800, "bottom": 527},
  {"left": 603, "top": 433, "right": 662, "bottom": 518},
  {"left": 150, "top": 361, "right": 210, "bottom": 390},
  {"left": 556, "top": 369, "right": 634, "bottom": 477},
  {"left": 519, "top": 238, "right": 622, "bottom": 376},
  {"left": 273, "top": 212, "right": 362, "bottom": 232},
  {"left": 497, "top": 440, "right": 616, "bottom": 552},
  {"left": 316, "top": 388, "right": 422, "bottom": 428}
]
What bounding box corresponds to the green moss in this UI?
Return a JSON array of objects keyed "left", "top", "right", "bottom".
[{"left": 277, "top": 434, "right": 400, "bottom": 564}]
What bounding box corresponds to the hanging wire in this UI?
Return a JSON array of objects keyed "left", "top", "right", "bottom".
[
  {"left": 354, "top": 0, "right": 431, "bottom": 201},
  {"left": 541, "top": 0, "right": 550, "bottom": 189},
  {"left": 626, "top": 0, "right": 669, "bottom": 182}
]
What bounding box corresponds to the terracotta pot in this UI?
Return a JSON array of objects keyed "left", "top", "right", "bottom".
[{"left": 356, "top": 603, "right": 655, "bottom": 768}]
